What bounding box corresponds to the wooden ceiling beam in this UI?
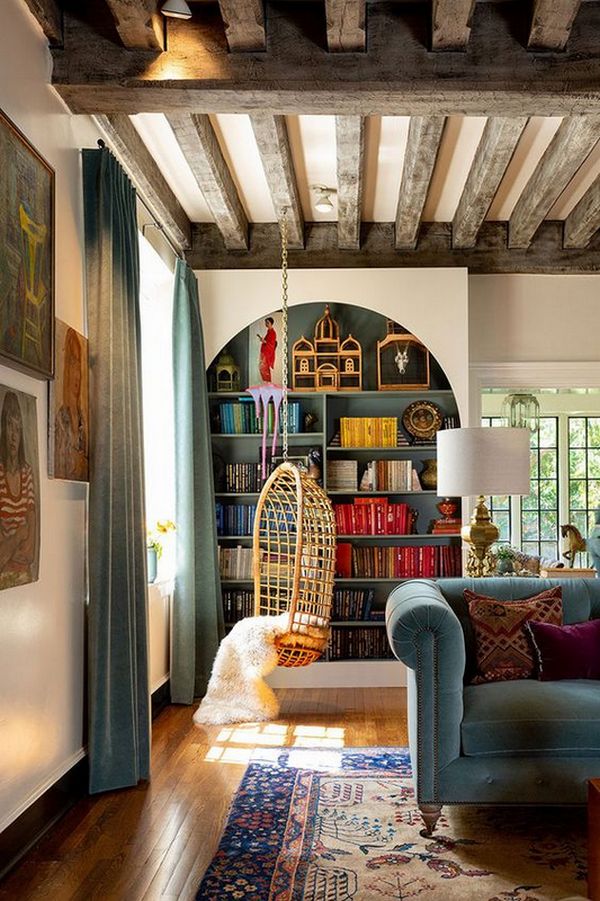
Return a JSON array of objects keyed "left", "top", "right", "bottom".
[
  {"left": 250, "top": 114, "right": 304, "bottom": 249},
  {"left": 528, "top": 0, "right": 582, "bottom": 51},
  {"left": 325, "top": 0, "right": 366, "bottom": 52},
  {"left": 335, "top": 116, "right": 364, "bottom": 251},
  {"left": 432, "top": 0, "right": 475, "bottom": 51},
  {"left": 168, "top": 114, "right": 248, "bottom": 251},
  {"left": 564, "top": 175, "right": 600, "bottom": 248},
  {"left": 395, "top": 117, "right": 445, "bottom": 250},
  {"left": 52, "top": 3, "right": 600, "bottom": 116},
  {"left": 509, "top": 116, "right": 600, "bottom": 249},
  {"left": 22, "top": 0, "right": 62, "bottom": 46},
  {"left": 94, "top": 114, "right": 191, "bottom": 251},
  {"left": 217, "top": 0, "right": 265, "bottom": 51},
  {"left": 453, "top": 116, "right": 527, "bottom": 249},
  {"left": 186, "top": 221, "right": 600, "bottom": 274},
  {"left": 104, "top": 0, "right": 164, "bottom": 50}
]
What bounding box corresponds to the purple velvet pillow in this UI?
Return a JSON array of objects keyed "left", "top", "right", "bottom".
[{"left": 526, "top": 618, "right": 600, "bottom": 681}]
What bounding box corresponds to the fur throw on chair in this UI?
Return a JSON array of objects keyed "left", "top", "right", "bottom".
[{"left": 193, "top": 613, "right": 289, "bottom": 725}]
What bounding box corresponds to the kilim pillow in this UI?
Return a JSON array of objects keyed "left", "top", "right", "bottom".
[{"left": 465, "top": 586, "right": 563, "bottom": 684}]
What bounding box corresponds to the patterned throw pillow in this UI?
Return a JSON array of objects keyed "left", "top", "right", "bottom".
[{"left": 465, "top": 587, "right": 563, "bottom": 684}]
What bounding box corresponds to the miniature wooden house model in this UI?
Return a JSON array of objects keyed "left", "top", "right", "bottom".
[
  {"left": 377, "top": 322, "right": 430, "bottom": 391},
  {"left": 292, "top": 305, "right": 362, "bottom": 391}
]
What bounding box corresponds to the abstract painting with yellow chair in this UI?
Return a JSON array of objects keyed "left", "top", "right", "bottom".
[{"left": 0, "top": 108, "right": 54, "bottom": 379}]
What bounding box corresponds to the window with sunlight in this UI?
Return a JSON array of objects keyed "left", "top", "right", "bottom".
[{"left": 139, "top": 233, "right": 176, "bottom": 582}]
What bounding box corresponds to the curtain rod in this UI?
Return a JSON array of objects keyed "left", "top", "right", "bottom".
[{"left": 97, "top": 138, "right": 185, "bottom": 262}]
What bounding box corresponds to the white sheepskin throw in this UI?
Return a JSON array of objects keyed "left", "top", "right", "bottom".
[{"left": 193, "top": 613, "right": 289, "bottom": 725}]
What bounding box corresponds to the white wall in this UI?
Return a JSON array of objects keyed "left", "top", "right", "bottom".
[
  {"left": 469, "top": 274, "right": 600, "bottom": 364},
  {"left": 197, "top": 268, "right": 470, "bottom": 423},
  {"left": 0, "top": 0, "right": 99, "bottom": 832}
]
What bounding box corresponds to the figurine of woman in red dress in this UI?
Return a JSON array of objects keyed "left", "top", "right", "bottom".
[{"left": 257, "top": 317, "right": 277, "bottom": 383}]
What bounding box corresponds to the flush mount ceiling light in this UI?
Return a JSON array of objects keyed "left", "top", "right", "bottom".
[
  {"left": 161, "top": 0, "right": 192, "bottom": 19},
  {"left": 312, "top": 185, "right": 336, "bottom": 213},
  {"left": 501, "top": 392, "right": 541, "bottom": 433}
]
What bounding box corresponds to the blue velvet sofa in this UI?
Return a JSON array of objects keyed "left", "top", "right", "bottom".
[{"left": 386, "top": 577, "right": 600, "bottom": 835}]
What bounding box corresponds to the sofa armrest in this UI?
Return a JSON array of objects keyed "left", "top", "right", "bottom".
[{"left": 386, "top": 579, "right": 466, "bottom": 803}]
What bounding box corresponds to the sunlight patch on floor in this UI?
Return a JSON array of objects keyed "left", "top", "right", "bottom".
[{"left": 205, "top": 722, "right": 347, "bottom": 763}]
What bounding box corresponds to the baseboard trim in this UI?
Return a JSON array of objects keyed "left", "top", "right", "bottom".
[
  {"left": 0, "top": 753, "right": 88, "bottom": 881},
  {"left": 0, "top": 683, "right": 171, "bottom": 881},
  {"left": 151, "top": 679, "right": 170, "bottom": 719}
]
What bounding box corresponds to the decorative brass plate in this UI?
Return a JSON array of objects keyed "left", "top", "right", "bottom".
[{"left": 402, "top": 400, "right": 443, "bottom": 441}]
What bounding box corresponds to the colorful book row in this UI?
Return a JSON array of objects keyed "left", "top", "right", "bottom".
[
  {"left": 216, "top": 503, "right": 256, "bottom": 536},
  {"left": 224, "top": 462, "right": 273, "bottom": 493},
  {"left": 333, "top": 499, "right": 415, "bottom": 535},
  {"left": 218, "top": 545, "right": 253, "bottom": 580},
  {"left": 217, "top": 400, "right": 302, "bottom": 434},
  {"left": 335, "top": 543, "right": 462, "bottom": 578},
  {"left": 323, "top": 627, "right": 394, "bottom": 661},
  {"left": 340, "top": 417, "right": 398, "bottom": 448}
]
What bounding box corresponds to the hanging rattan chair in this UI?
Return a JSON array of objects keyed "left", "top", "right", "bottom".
[{"left": 253, "top": 461, "right": 337, "bottom": 667}]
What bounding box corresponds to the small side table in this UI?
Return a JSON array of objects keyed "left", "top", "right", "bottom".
[{"left": 590, "top": 779, "right": 600, "bottom": 901}]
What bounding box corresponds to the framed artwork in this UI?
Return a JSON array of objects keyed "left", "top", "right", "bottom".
[
  {"left": 248, "top": 311, "right": 283, "bottom": 386},
  {"left": 49, "top": 320, "right": 89, "bottom": 481},
  {"left": 0, "top": 385, "right": 40, "bottom": 590},
  {"left": 0, "top": 108, "right": 55, "bottom": 379}
]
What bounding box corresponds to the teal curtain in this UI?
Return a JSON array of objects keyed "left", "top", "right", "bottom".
[
  {"left": 83, "top": 148, "right": 150, "bottom": 793},
  {"left": 171, "top": 259, "right": 223, "bottom": 704}
]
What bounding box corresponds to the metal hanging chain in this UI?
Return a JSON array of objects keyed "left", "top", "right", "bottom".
[{"left": 280, "top": 210, "right": 289, "bottom": 461}]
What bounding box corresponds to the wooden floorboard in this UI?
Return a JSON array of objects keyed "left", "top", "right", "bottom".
[{"left": 0, "top": 688, "right": 407, "bottom": 900}]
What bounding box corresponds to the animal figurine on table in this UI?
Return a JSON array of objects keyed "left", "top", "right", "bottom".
[{"left": 561, "top": 523, "right": 587, "bottom": 567}]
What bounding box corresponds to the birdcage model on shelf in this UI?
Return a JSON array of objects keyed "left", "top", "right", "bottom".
[{"left": 253, "top": 462, "right": 336, "bottom": 667}]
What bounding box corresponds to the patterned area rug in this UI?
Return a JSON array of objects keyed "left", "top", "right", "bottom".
[{"left": 196, "top": 748, "right": 587, "bottom": 900}]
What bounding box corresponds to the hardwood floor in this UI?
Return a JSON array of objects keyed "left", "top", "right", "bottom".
[{"left": 0, "top": 688, "right": 407, "bottom": 900}]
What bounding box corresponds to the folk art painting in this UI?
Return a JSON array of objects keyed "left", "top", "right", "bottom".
[
  {"left": 0, "top": 109, "right": 54, "bottom": 379},
  {"left": 0, "top": 385, "right": 40, "bottom": 590},
  {"left": 49, "top": 320, "right": 89, "bottom": 481},
  {"left": 248, "top": 312, "right": 283, "bottom": 386}
]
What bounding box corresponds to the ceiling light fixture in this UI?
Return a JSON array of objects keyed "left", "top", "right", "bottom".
[
  {"left": 161, "top": 0, "right": 192, "bottom": 19},
  {"left": 312, "top": 185, "right": 336, "bottom": 213}
]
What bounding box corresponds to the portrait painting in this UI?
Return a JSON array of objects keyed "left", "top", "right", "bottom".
[
  {"left": 0, "top": 385, "right": 40, "bottom": 590},
  {"left": 248, "top": 311, "right": 283, "bottom": 386},
  {"left": 49, "top": 320, "right": 89, "bottom": 481},
  {"left": 0, "top": 109, "right": 54, "bottom": 379}
]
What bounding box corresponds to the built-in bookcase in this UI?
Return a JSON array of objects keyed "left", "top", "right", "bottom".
[{"left": 208, "top": 303, "right": 461, "bottom": 683}]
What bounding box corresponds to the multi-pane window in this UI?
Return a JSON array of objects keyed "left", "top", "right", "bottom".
[
  {"left": 568, "top": 418, "right": 600, "bottom": 555},
  {"left": 481, "top": 416, "right": 559, "bottom": 558},
  {"left": 521, "top": 418, "right": 559, "bottom": 559}
]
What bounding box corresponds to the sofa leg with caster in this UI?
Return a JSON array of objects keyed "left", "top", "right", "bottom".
[{"left": 419, "top": 803, "right": 442, "bottom": 836}]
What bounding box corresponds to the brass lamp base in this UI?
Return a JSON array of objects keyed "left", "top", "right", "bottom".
[{"left": 461, "top": 495, "right": 499, "bottom": 578}]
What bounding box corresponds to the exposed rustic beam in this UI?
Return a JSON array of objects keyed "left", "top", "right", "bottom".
[
  {"left": 395, "top": 117, "right": 445, "bottom": 250},
  {"left": 168, "top": 114, "right": 248, "bottom": 251},
  {"left": 335, "top": 116, "right": 364, "bottom": 251},
  {"left": 509, "top": 116, "right": 600, "bottom": 249},
  {"left": 432, "top": 0, "right": 475, "bottom": 51},
  {"left": 186, "top": 221, "right": 600, "bottom": 274},
  {"left": 528, "top": 0, "right": 582, "bottom": 51},
  {"left": 250, "top": 114, "right": 303, "bottom": 248},
  {"left": 104, "top": 0, "right": 163, "bottom": 50},
  {"left": 453, "top": 116, "right": 527, "bottom": 249},
  {"left": 564, "top": 175, "right": 600, "bottom": 248},
  {"left": 22, "top": 0, "right": 62, "bottom": 46},
  {"left": 94, "top": 114, "right": 191, "bottom": 251},
  {"left": 52, "top": 2, "right": 600, "bottom": 116},
  {"left": 217, "top": 0, "right": 265, "bottom": 51},
  {"left": 325, "top": 0, "right": 366, "bottom": 52}
]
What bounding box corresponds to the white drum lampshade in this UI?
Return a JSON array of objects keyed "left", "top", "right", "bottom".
[{"left": 437, "top": 427, "right": 531, "bottom": 576}]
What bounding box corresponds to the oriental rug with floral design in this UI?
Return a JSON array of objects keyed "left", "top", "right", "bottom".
[{"left": 196, "top": 748, "right": 586, "bottom": 900}]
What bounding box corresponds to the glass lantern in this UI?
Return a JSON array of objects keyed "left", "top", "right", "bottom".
[{"left": 501, "top": 392, "right": 540, "bottom": 433}]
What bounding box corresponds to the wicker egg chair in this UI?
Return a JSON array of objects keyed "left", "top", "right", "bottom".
[{"left": 253, "top": 461, "right": 337, "bottom": 667}]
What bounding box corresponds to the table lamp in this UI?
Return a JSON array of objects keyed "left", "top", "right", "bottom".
[{"left": 437, "top": 427, "right": 531, "bottom": 578}]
